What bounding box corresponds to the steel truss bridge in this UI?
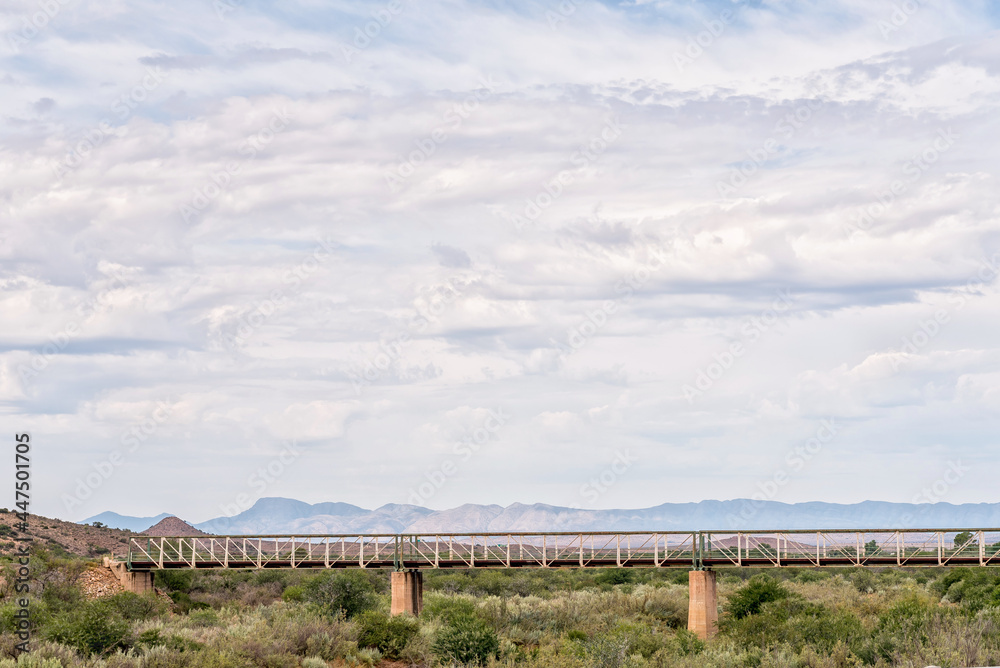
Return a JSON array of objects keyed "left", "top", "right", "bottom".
[{"left": 123, "top": 528, "right": 1000, "bottom": 571}]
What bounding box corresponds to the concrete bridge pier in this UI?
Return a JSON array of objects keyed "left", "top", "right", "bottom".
[
  {"left": 687, "top": 570, "right": 718, "bottom": 639},
  {"left": 390, "top": 570, "right": 423, "bottom": 616},
  {"left": 104, "top": 558, "right": 155, "bottom": 594}
]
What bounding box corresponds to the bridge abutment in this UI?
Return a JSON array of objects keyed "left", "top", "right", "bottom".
[
  {"left": 104, "top": 558, "right": 155, "bottom": 594},
  {"left": 390, "top": 570, "right": 423, "bottom": 616},
  {"left": 687, "top": 570, "right": 717, "bottom": 639}
]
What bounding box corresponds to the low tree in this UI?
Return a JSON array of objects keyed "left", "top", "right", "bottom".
[{"left": 953, "top": 531, "right": 977, "bottom": 550}]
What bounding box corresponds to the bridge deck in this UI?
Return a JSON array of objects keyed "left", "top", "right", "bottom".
[{"left": 123, "top": 529, "right": 1000, "bottom": 571}]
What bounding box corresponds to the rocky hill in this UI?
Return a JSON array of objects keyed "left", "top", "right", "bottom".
[
  {"left": 141, "top": 516, "right": 208, "bottom": 537},
  {"left": 0, "top": 509, "right": 134, "bottom": 559}
]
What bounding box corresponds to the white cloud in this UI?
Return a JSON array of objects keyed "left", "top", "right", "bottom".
[{"left": 1, "top": 0, "right": 999, "bottom": 520}]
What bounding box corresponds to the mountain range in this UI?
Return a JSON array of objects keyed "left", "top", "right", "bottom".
[{"left": 84, "top": 498, "right": 1000, "bottom": 535}]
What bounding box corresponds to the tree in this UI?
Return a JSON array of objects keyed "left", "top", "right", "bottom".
[
  {"left": 864, "top": 540, "right": 879, "bottom": 556},
  {"left": 953, "top": 531, "right": 977, "bottom": 550}
]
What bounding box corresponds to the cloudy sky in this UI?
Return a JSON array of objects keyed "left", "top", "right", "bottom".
[{"left": 2, "top": 0, "right": 999, "bottom": 523}]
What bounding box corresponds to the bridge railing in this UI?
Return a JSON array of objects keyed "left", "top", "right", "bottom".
[
  {"left": 124, "top": 529, "right": 1000, "bottom": 570},
  {"left": 700, "top": 529, "right": 1000, "bottom": 567}
]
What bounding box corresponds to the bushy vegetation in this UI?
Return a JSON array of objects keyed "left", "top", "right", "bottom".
[{"left": 3, "top": 553, "right": 1000, "bottom": 667}]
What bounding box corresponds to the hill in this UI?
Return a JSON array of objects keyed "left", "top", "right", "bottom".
[
  {"left": 141, "top": 516, "right": 209, "bottom": 537},
  {"left": 0, "top": 509, "right": 133, "bottom": 559}
]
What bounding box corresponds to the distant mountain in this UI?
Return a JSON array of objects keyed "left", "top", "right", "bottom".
[
  {"left": 195, "top": 498, "right": 372, "bottom": 534},
  {"left": 191, "top": 498, "right": 1000, "bottom": 535},
  {"left": 90, "top": 498, "right": 1000, "bottom": 536},
  {"left": 142, "top": 516, "right": 208, "bottom": 537},
  {"left": 82, "top": 511, "right": 172, "bottom": 532}
]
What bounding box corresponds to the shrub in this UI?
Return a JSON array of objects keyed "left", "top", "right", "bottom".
[
  {"left": 933, "top": 567, "right": 1000, "bottom": 611},
  {"left": 355, "top": 610, "right": 418, "bottom": 659},
  {"left": 672, "top": 628, "right": 706, "bottom": 656},
  {"left": 44, "top": 602, "right": 131, "bottom": 656},
  {"left": 301, "top": 658, "right": 328, "bottom": 668},
  {"left": 726, "top": 574, "right": 791, "bottom": 619},
  {"left": 155, "top": 569, "right": 195, "bottom": 592},
  {"left": 304, "top": 571, "right": 380, "bottom": 618},
  {"left": 433, "top": 614, "right": 500, "bottom": 666},
  {"left": 642, "top": 588, "right": 687, "bottom": 627},
  {"left": 595, "top": 569, "right": 634, "bottom": 586},
  {"left": 850, "top": 569, "right": 876, "bottom": 594},
  {"left": 168, "top": 590, "right": 210, "bottom": 614},
  {"left": 254, "top": 570, "right": 287, "bottom": 586},
  {"left": 282, "top": 585, "right": 305, "bottom": 602},
  {"left": 98, "top": 592, "right": 164, "bottom": 622},
  {"left": 423, "top": 595, "right": 478, "bottom": 624},
  {"left": 345, "top": 648, "right": 382, "bottom": 667},
  {"left": 584, "top": 635, "right": 638, "bottom": 668}
]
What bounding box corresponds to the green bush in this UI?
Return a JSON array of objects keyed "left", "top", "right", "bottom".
[
  {"left": 99, "top": 592, "right": 164, "bottom": 622},
  {"left": 44, "top": 602, "right": 132, "bottom": 656},
  {"left": 850, "top": 569, "right": 877, "bottom": 594},
  {"left": 583, "top": 635, "right": 633, "bottom": 668},
  {"left": 932, "top": 567, "right": 1000, "bottom": 611},
  {"left": 725, "top": 574, "right": 791, "bottom": 619},
  {"left": 155, "top": 569, "right": 195, "bottom": 592},
  {"left": 355, "top": 610, "right": 419, "bottom": 659},
  {"left": 672, "top": 629, "right": 706, "bottom": 656},
  {"left": 595, "top": 569, "right": 634, "bottom": 586},
  {"left": 433, "top": 614, "right": 500, "bottom": 666},
  {"left": 169, "top": 590, "right": 210, "bottom": 614},
  {"left": 253, "top": 569, "right": 287, "bottom": 586},
  {"left": 301, "top": 658, "right": 328, "bottom": 668},
  {"left": 422, "top": 595, "right": 478, "bottom": 624},
  {"left": 282, "top": 585, "right": 305, "bottom": 602},
  {"left": 304, "top": 570, "right": 380, "bottom": 619}
]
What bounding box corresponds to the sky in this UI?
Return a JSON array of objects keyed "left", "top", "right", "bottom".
[{"left": 2, "top": 0, "right": 999, "bottom": 523}]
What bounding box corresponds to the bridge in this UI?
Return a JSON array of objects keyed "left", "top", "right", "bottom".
[{"left": 115, "top": 528, "right": 1000, "bottom": 638}]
